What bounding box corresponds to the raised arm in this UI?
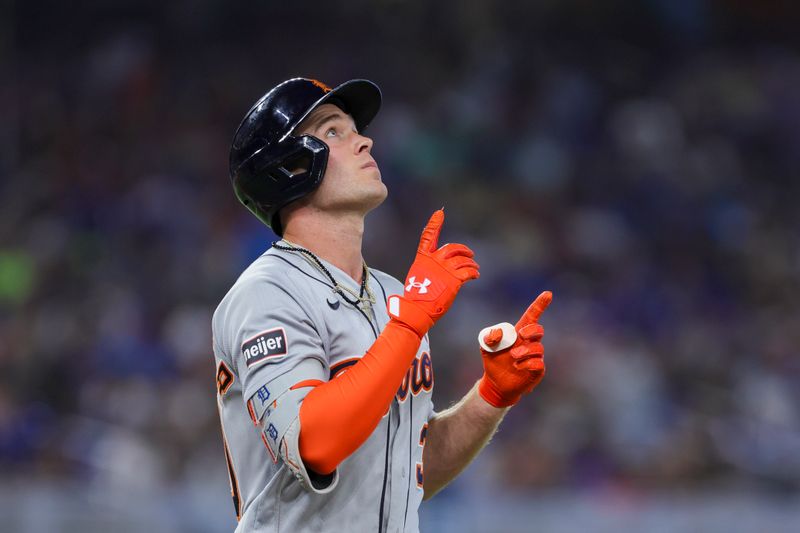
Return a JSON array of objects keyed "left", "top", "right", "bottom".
[
  {"left": 422, "top": 292, "right": 552, "bottom": 498},
  {"left": 297, "top": 210, "right": 480, "bottom": 475}
]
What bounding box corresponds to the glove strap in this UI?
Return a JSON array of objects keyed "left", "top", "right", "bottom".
[{"left": 387, "top": 295, "right": 435, "bottom": 337}]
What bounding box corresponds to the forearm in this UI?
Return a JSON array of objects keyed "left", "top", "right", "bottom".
[
  {"left": 422, "top": 380, "right": 509, "bottom": 499},
  {"left": 299, "top": 320, "right": 422, "bottom": 474}
]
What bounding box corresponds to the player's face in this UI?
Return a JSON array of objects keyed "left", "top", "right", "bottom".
[{"left": 294, "top": 104, "right": 387, "bottom": 214}]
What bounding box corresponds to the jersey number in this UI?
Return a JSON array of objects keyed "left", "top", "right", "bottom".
[
  {"left": 216, "top": 361, "right": 242, "bottom": 521},
  {"left": 416, "top": 422, "right": 428, "bottom": 489}
]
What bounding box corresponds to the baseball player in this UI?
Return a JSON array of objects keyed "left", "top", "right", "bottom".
[{"left": 213, "top": 77, "right": 551, "bottom": 532}]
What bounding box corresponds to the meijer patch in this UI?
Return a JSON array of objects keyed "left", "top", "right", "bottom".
[{"left": 242, "top": 328, "right": 287, "bottom": 367}]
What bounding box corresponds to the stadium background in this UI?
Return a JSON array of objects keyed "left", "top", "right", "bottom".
[{"left": 1, "top": 1, "right": 799, "bottom": 531}]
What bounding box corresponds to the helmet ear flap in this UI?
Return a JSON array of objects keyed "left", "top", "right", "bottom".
[
  {"left": 232, "top": 135, "right": 329, "bottom": 234},
  {"left": 279, "top": 153, "right": 312, "bottom": 178},
  {"left": 294, "top": 134, "right": 328, "bottom": 183},
  {"left": 275, "top": 135, "right": 324, "bottom": 180},
  {"left": 266, "top": 165, "right": 295, "bottom": 183}
]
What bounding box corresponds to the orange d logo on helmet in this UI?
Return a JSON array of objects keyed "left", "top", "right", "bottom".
[{"left": 310, "top": 79, "right": 332, "bottom": 93}]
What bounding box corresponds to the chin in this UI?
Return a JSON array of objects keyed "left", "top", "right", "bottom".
[
  {"left": 354, "top": 180, "right": 386, "bottom": 211},
  {"left": 362, "top": 165, "right": 382, "bottom": 181},
  {"left": 365, "top": 183, "right": 388, "bottom": 209}
]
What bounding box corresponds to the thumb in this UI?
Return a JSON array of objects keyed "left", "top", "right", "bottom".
[
  {"left": 483, "top": 327, "right": 503, "bottom": 347},
  {"left": 417, "top": 209, "right": 444, "bottom": 253}
]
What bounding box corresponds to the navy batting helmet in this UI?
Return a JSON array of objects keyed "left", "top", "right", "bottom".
[{"left": 229, "top": 77, "right": 382, "bottom": 235}]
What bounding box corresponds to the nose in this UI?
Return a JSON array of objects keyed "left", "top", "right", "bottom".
[{"left": 355, "top": 133, "right": 373, "bottom": 154}]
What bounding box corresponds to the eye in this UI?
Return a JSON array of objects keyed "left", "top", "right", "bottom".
[{"left": 325, "top": 127, "right": 338, "bottom": 138}]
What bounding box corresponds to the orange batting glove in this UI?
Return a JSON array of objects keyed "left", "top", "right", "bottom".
[
  {"left": 387, "top": 210, "right": 480, "bottom": 337},
  {"left": 477, "top": 291, "right": 552, "bottom": 408}
]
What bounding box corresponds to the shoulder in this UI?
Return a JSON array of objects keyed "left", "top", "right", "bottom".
[
  {"left": 218, "top": 252, "right": 291, "bottom": 303},
  {"left": 213, "top": 252, "right": 302, "bottom": 328},
  {"left": 213, "top": 249, "right": 335, "bottom": 324},
  {"left": 212, "top": 250, "right": 333, "bottom": 356}
]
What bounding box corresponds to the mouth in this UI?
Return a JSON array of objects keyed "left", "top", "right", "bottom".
[{"left": 361, "top": 160, "right": 378, "bottom": 169}]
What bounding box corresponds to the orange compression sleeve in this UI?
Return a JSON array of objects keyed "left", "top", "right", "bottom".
[{"left": 298, "top": 319, "right": 422, "bottom": 475}]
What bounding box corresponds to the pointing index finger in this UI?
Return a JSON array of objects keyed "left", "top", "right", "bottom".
[
  {"left": 516, "top": 291, "right": 552, "bottom": 328},
  {"left": 417, "top": 209, "right": 444, "bottom": 253}
]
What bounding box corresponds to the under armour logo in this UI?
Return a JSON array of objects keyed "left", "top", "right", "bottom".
[{"left": 405, "top": 276, "right": 432, "bottom": 294}]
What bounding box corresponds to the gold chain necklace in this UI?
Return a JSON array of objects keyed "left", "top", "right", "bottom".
[{"left": 272, "top": 239, "right": 376, "bottom": 308}]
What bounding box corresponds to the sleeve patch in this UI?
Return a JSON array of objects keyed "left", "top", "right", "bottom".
[
  {"left": 216, "top": 361, "right": 234, "bottom": 396},
  {"left": 255, "top": 384, "right": 272, "bottom": 404},
  {"left": 242, "top": 327, "right": 288, "bottom": 367}
]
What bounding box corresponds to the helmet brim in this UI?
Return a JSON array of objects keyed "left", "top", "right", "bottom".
[{"left": 282, "top": 79, "right": 382, "bottom": 141}]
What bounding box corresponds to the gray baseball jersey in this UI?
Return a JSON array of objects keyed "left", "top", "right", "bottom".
[{"left": 212, "top": 245, "right": 435, "bottom": 532}]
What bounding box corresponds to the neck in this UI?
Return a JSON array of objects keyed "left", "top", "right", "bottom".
[{"left": 281, "top": 210, "right": 366, "bottom": 283}]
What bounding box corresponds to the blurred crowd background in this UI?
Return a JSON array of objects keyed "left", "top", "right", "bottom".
[{"left": 2, "top": 1, "right": 799, "bottom": 531}]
